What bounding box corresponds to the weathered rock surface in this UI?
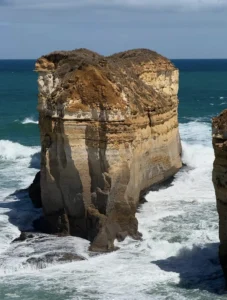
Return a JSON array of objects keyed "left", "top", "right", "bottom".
[
  {"left": 34, "top": 48, "right": 182, "bottom": 251},
  {"left": 212, "top": 109, "right": 227, "bottom": 283}
]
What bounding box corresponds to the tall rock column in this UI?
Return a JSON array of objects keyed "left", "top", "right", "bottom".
[
  {"left": 213, "top": 110, "right": 227, "bottom": 283},
  {"left": 34, "top": 48, "right": 182, "bottom": 251}
]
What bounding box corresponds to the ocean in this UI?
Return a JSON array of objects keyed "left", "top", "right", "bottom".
[{"left": 0, "top": 59, "right": 227, "bottom": 299}]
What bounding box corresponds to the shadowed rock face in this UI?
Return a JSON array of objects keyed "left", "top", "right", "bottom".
[
  {"left": 29, "top": 171, "right": 42, "bottom": 208},
  {"left": 34, "top": 48, "right": 182, "bottom": 251},
  {"left": 212, "top": 109, "right": 227, "bottom": 283}
]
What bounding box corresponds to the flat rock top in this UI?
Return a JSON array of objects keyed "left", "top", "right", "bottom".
[
  {"left": 36, "top": 48, "right": 175, "bottom": 72},
  {"left": 36, "top": 48, "right": 177, "bottom": 114}
]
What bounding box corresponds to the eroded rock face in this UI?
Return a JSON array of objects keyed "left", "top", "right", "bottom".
[
  {"left": 35, "top": 48, "right": 182, "bottom": 251},
  {"left": 212, "top": 109, "right": 227, "bottom": 282}
]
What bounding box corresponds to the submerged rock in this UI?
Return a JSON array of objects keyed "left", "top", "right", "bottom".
[
  {"left": 212, "top": 109, "right": 227, "bottom": 284},
  {"left": 25, "top": 252, "right": 85, "bottom": 269},
  {"left": 33, "top": 48, "right": 182, "bottom": 251},
  {"left": 12, "top": 232, "right": 35, "bottom": 243}
]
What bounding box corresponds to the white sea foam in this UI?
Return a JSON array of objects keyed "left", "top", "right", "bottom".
[
  {"left": 0, "top": 122, "right": 224, "bottom": 299},
  {"left": 0, "top": 141, "right": 40, "bottom": 267},
  {"left": 21, "top": 117, "right": 38, "bottom": 124},
  {"left": 179, "top": 121, "right": 211, "bottom": 146},
  {"left": 0, "top": 140, "right": 39, "bottom": 161}
]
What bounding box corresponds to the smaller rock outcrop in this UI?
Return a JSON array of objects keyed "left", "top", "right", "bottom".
[
  {"left": 212, "top": 109, "right": 227, "bottom": 284},
  {"left": 10, "top": 233, "right": 86, "bottom": 269}
]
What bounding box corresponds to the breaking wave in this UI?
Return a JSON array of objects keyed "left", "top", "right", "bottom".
[
  {"left": 0, "top": 140, "right": 39, "bottom": 161},
  {"left": 21, "top": 117, "right": 38, "bottom": 124}
]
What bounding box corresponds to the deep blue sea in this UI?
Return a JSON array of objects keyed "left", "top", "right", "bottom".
[{"left": 0, "top": 59, "right": 227, "bottom": 299}]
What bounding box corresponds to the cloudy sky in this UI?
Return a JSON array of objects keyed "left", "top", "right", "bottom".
[{"left": 0, "top": 0, "right": 227, "bottom": 59}]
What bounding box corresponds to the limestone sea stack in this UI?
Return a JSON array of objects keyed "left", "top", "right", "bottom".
[
  {"left": 212, "top": 110, "right": 227, "bottom": 282},
  {"left": 34, "top": 48, "right": 182, "bottom": 251}
]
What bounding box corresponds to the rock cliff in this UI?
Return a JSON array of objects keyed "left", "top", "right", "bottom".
[
  {"left": 34, "top": 48, "right": 182, "bottom": 251},
  {"left": 212, "top": 110, "right": 227, "bottom": 282}
]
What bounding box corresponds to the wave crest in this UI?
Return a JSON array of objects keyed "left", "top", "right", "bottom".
[
  {"left": 0, "top": 140, "right": 40, "bottom": 161},
  {"left": 21, "top": 117, "right": 38, "bottom": 125}
]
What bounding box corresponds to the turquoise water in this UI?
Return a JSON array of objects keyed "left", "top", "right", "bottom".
[
  {"left": 0, "top": 59, "right": 226, "bottom": 299},
  {"left": 0, "top": 60, "right": 39, "bottom": 146},
  {"left": 176, "top": 59, "right": 227, "bottom": 123}
]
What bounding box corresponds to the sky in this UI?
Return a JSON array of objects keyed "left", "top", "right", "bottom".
[{"left": 0, "top": 0, "right": 227, "bottom": 59}]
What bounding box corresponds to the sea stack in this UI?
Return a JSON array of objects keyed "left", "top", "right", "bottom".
[
  {"left": 34, "top": 48, "right": 182, "bottom": 251},
  {"left": 212, "top": 110, "right": 227, "bottom": 282}
]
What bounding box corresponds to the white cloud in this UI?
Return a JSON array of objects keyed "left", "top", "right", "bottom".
[{"left": 2, "top": 0, "right": 227, "bottom": 11}]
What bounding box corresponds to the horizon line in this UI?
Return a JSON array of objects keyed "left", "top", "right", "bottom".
[{"left": 1, "top": 58, "right": 227, "bottom": 60}]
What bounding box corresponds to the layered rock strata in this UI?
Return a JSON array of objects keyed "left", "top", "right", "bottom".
[
  {"left": 212, "top": 110, "right": 227, "bottom": 282},
  {"left": 34, "top": 48, "right": 182, "bottom": 251}
]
